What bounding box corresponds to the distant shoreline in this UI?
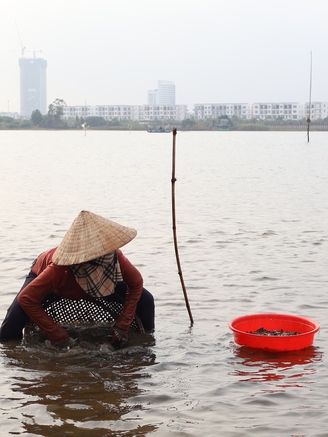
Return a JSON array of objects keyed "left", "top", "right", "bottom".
[
  {"left": 0, "top": 126, "right": 327, "bottom": 132},
  {"left": 1, "top": 114, "right": 328, "bottom": 132}
]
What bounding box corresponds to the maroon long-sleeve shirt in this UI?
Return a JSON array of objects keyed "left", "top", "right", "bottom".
[{"left": 18, "top": 248, "right": 143, "bottom": 344}]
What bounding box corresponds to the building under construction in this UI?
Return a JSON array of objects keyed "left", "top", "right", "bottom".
[{"left": 19, "top": 57, "right": 47, "bottom": 118}]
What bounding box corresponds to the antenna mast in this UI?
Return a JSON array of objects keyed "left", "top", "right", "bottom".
[{"left": 307, "top": 52, "right": 312, "bottom": 143}]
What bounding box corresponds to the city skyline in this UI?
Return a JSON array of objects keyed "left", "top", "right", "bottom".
[
  {"left": 1, "top": 0, "right": 328, "bottom": 114},
  {"left": 13, "top": 58, "right": 328, "bottom": 121}
]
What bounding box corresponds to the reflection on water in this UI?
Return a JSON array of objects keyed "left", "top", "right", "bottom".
[
  {"left": 230, "top": 345, "right": 323, "bottom": 388},
  {"left": 1, "top": 333, "right": 157, "bottom": 436}
]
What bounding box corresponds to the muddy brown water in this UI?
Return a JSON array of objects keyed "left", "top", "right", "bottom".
[{"left": 0, "top": 131, "right": 327, "bottom": 436}]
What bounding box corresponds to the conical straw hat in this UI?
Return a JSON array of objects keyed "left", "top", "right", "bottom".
[{"left": 52, "top": 211, "right": 137, "bottom": 265}]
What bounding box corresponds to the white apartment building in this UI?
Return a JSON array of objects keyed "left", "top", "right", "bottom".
[
  {"left": 194, "top": 103, "right": 252, "bottom": 120},
  {"left": 62, "top": 101, "right": 328, "bottom": 123},
  {"left": 194, "top": 102, "right": 328, "bottom": 121},
  {"left": 304, "top": 101, "right": 328, "bottom": 120},
  {"left": 62, "top": 104, "right": 188, "bottom": 122},
  {"left": 0, "top": 112, "right": 20, "bottom": 119},
  {"left": 136, "top": 105, "right": 186, "bottom": 120},
  {"left": 252, "top": 102, "right": 304, "bottom": 120}
]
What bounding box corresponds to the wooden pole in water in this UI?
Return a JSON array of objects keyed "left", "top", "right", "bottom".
[
  {"left": 307, "top": 52, "right": 312, "bottom": 143},
  {"left": 171, "top": 127, "right": 194, "bottom": 326}
]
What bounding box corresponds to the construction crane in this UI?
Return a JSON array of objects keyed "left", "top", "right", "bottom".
[
  {"left": 15, "top": 21, "right": 26, "bottom": 57},
  {"left": 25, "top": 49, "right": 43, "bottom": 58},
  {"left": 15, "top": 22, "right": 42, "bottom": 58}
]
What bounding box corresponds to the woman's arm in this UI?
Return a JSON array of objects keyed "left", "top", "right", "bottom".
[
  {"left": 17, "top": 266, "right": 70, "bottom": 345},
  {"left": 113, "top": 250, "right": 143, "bottom": 333}
]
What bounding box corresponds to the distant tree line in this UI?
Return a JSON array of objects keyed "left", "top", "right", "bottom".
[{"left": 1, "top": 100, "right": 328, "bottom": 131}]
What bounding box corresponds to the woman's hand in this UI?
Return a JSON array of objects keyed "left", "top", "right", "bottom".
[{"left": 109, "top": 326, "right": 128, "bottom": 348}]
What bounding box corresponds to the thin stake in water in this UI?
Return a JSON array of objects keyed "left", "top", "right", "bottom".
[{"left": 171, "top": 127, "right": 194, "bottom": 325}]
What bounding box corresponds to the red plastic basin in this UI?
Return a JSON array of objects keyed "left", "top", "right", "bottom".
[{"left": 229, "top": 313, "right": 320, "bottom": 351}]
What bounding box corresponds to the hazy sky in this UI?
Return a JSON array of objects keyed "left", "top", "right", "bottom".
[{"left": 1, "top": 0, "right": 327, "bottom": 113}]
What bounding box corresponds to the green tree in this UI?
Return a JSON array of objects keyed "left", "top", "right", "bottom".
[
  {"left": 31, "top": 109, "right": 44, "bottom": 126},
  {"left": 47, "top": 99, "right": 67, "bottom": 128},
  {"left": 85, "top": 116, "right": 107, "bottom": 127},
  {"left": 181, "top": 118, "right": 196, "bottom": 130}
]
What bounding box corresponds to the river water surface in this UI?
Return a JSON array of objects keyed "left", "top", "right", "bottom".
[{"left": 0, "top": 130, "right": 327, "bottom": 436}]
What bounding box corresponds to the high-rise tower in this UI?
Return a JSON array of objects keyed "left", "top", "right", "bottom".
[
  {"left": 147, "top": 80, "right": 175, "bottom": 105},
  {"left": 19, "top": 57, "right": 47, "bottom": 118},
  {"left": 158, "top": 80, "right": 175, "bottom": 105}
]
